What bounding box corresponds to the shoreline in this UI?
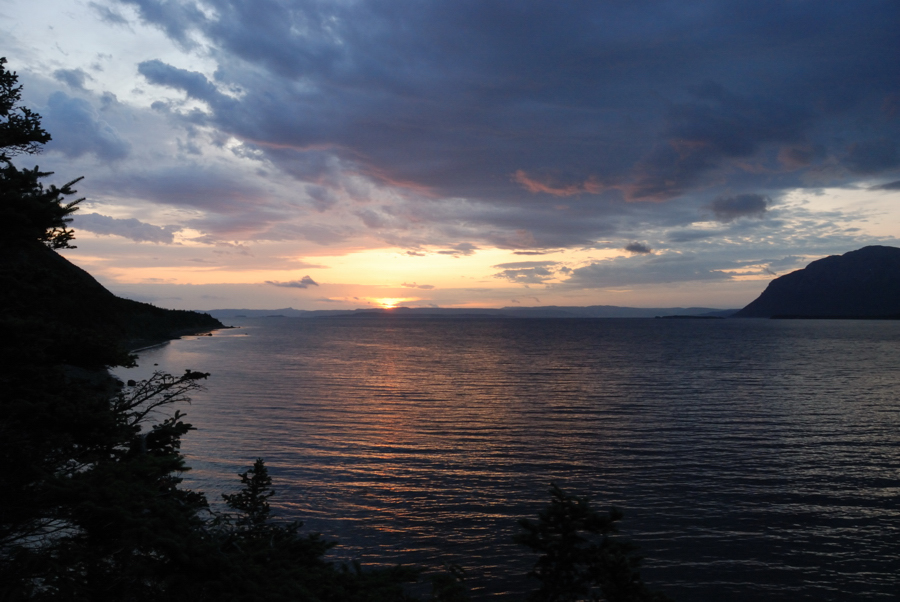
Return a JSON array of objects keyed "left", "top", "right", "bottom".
[{"left": 127, "top": 324, "right": 235, "bottom": 354}]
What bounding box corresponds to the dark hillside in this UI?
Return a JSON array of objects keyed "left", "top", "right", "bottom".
[
  {"left": 734, "top": 245, "right": 900, "bottom": 318},
  {"left": 1, "top": 241, "right": 222, "bottom": 367}
]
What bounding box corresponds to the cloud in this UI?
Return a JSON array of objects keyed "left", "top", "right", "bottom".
[
  {"left": 89, "top": 1, "right": 130, "bottom": 25},
  {"left": 265, "top": 276, "right": 319, "bottom": 289},
  {"left": 667, "top": 228, "right": 723, "bottom": 243},
  {"left": 401, "top": 282, "right": 435, "bottom": 289},
  {"left": 355, "top": 208, "right": 388, "bottom": 229},
  {"left": 627, "top": 84, "right": 810, "bottom": 201},
  {"left": 437, "top": 242, "right": 478, "bottom": 256},
  {"left": 110, "top": 165, "right": 268, "bottom": 215},
  {"left": 67, "top": 1, "right": 900, "bottom": 255},
  {"left": 72, "top": 212, "right": 181, "bottom": 243},
  {"left": 709, "top": 194, "right": 769, "bottom": 222},
  {"left": 138, "top": 59, "right": 221, "bottom": 103},
  {"left": 41, "top": 92, "right": 130, "bottom": 160},
  {"left": 871, "top": 180, "right": 900, "bottom": 191},
  {"left": 625, "top": 242, "right": 653, "bottom": 254},
  {"left": 513, "top": 249, "right": 558, "bottom": 256},
  {"left": 564, "top": 253, "right": 732, "bottom": 288},
  {"left": 513, "top": 170, "right": 604, "bottom": 197},
  {"left": 306, "top": 184, "right": 338, "bottom": 212},
  {"left": 120, "top": 0, "right": 206, "bottom": 48},
  {"left": 53, "top": 68, "right": 91, "bottom": 90},
  {"left": 492, "top": 261, "right": 562, "bottom": 284},
  {"left": 492, "top": 260, "right": 558, "bottom": 270},
  {"left": 844, "top": 138, "right": 899, "bottom": 174}
]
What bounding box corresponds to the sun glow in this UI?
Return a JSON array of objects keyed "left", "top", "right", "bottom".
[{"left": 373, "top": 297, "right": 410, "bottom": 308}]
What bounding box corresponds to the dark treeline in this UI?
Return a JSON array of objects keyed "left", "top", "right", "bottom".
[{"left": 0, "top": 57, "right": 668, "bottom": 602}]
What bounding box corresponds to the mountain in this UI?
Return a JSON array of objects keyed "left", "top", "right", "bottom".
[
  {"left": 733, "top": 245, "right": 900, "bottom": 318},
  {"left": 1, "top": 242, "right": 223, "bottom": 367},
  {"left": 207, "top": 305, "right": 738, "bottom": 320}
]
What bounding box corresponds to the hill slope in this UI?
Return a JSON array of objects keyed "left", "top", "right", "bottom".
[
  {"left": 734, "top": 245, "right": 900, "bottom": 318},
  {"left": 1, "top": 242, "right": 222, "bottom": 367}
]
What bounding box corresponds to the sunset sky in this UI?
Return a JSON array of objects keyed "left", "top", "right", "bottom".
[{"left": 2, "top": 0, "right": 899, "bottom": 310}]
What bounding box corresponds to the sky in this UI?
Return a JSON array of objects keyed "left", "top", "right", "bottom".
[{"left": 2, "top": 0, "right": 899, "bottom": 311}]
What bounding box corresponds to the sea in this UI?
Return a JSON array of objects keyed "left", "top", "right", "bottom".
[{"left": 117, "top": 316, "right": 900, "bottom": 601}]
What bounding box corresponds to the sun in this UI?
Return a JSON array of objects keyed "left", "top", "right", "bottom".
[{"left": 373, "top": 297, "right": 407, "bottom": 308}]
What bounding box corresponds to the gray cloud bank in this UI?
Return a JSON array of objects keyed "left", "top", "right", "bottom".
[
  {"left": 710, "top": 194, "right": 769, "bottom": 222},
  {"left": 104, "top": 0, "right": 900, "bottom": 254},
  {"left": 42, "top": 91, "right": 130, "bottom": 161},
  {"left": 73, "top": 213, "right": 180, "bottom": 243},
  {"left": 266, "top": 276, "right": 319, "bottom": 289}
]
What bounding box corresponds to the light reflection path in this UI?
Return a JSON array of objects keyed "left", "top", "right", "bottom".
[{"left": 117, "top": 318, "right": 900, "bottom": 601}]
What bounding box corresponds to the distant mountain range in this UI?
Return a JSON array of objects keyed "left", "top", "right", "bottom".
[
  {"left": 208, "top": 245, "right": 900, "bottom": 321},
  {"left": 734, "top": 245, "right": 900, "bottom": 318},
  {"left": 206, "top": 305, "right": 738, "bottom": 320}
]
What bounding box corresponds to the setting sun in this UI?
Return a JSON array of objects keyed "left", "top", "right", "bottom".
[{"left": 373, "top": 297, "right": 410, "bottom": 308}]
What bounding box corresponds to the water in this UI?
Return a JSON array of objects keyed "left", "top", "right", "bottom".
[{"left": 119, "top": 317, "right": 900, "bottom": 600}]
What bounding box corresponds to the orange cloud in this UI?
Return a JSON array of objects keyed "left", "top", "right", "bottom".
[{"left": 513, "top": 170, "right": 605, "bottom": 197}]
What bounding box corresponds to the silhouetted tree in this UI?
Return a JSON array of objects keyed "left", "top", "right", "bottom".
[
  {"left": 0, "top": 57, "right": 50, "bottom": 162},
  {"left": 0, "top": 57, "right": 82, "bottom": 249},
  {"left": 516, "top": 484, "right": 670, "bottom": 602}
]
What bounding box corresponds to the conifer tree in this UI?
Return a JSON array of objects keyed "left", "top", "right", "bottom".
[{"left": 0, "top": 57, "right": 82, "bottom": 249}]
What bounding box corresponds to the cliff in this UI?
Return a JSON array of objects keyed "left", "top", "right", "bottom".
[{"left": 734, "top": 245, "right": 900, "bottom": 318}]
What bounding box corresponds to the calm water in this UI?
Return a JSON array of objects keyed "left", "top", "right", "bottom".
[{"left": 120, "top": 317, "right": 900, "bottom": 601}]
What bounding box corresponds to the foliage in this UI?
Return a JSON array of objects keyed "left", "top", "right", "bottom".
[
  {"left": 515, "top": 484, "right": 670, "bottom": 602},
  {"left": 428, "top": 564, "right": 470, "bottom": 602},
  {"left": 0, "top": 369, "right": 211, "bottom": 600},
  {"left": 0, "top": 57, "right": 82, "bottom": 249},
  {"left": 0, "top": 57, "right": 51, "bottom": 162}
]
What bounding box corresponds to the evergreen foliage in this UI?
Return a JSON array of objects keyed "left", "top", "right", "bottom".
[
  {"left": 0, "top": 57, "right": 50, "bottom": 162},
  {"left": 0, "top": 57, "right": 82, "bottom": 249},
  {"left": 515, "top": 485, "right": 670, "bottom": 602}
]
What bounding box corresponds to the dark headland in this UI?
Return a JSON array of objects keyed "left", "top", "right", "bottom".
[
  {"left": 2, "top": 241, "right": 223, "bottom": 364},
  {"left": 733, "top": 245, "right": 900, "bottom": 319}
]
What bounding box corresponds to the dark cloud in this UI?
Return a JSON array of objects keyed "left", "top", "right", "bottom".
[
  {"left": 492, "top": 260, "right": 557, "bottom": 270},
  {"left": 355, "top": 208, "right": 388, "bottom": 229},
  {"left": 41, "top": 92, "right": 130, "bottom": 160},
  {"left": 265, "top": 276, "right": 319, "bottom": 289},
  {"left": 120, "top": 0, "right": 206, "bottom": 48},
  {"left": 138, "top": 60, "right": 221, "bottom": 102},
  {"left": 625, "top": 242, "right": 652, "bottom": 254},
  {"left": 565, "top": 254, "right": 732, "bottom": 288},
  {"left": 871, "top": 180, "right": 900, "bottom": 190},
  {"left": 844, "top": 138, "right": 899, "bottom": 174},
  {"left": 123, "top": 0, "right": 900, "bottom": 247},
  {"left": 765, "top": 255, "right": 806, "bottom": 272},
  {"left": 513, "top": 249, "right": 558, "bottom": 256},
  {"left": 73, "top": 213, "right": 180, "bottom": 243},
  {"left": 110, "top": 165, "right": 264, "bottom": 213},
  {"left": 709, "top": 194, "right": 769, "bottom": 222},
  {"left": 89, "top": 1, "right": 130, "bottom": 25},
  {"left": 306, "top": 185, "right": 339, "bottom": 212},
  {"left": 628, "top": 84, "right": 810, "bottom": 200},
  {"left": 667, "top": 229, "right": 724, "bottom": 243},
  {"left": 53, "top": 68, "right": 91, "bottom": 90}
]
